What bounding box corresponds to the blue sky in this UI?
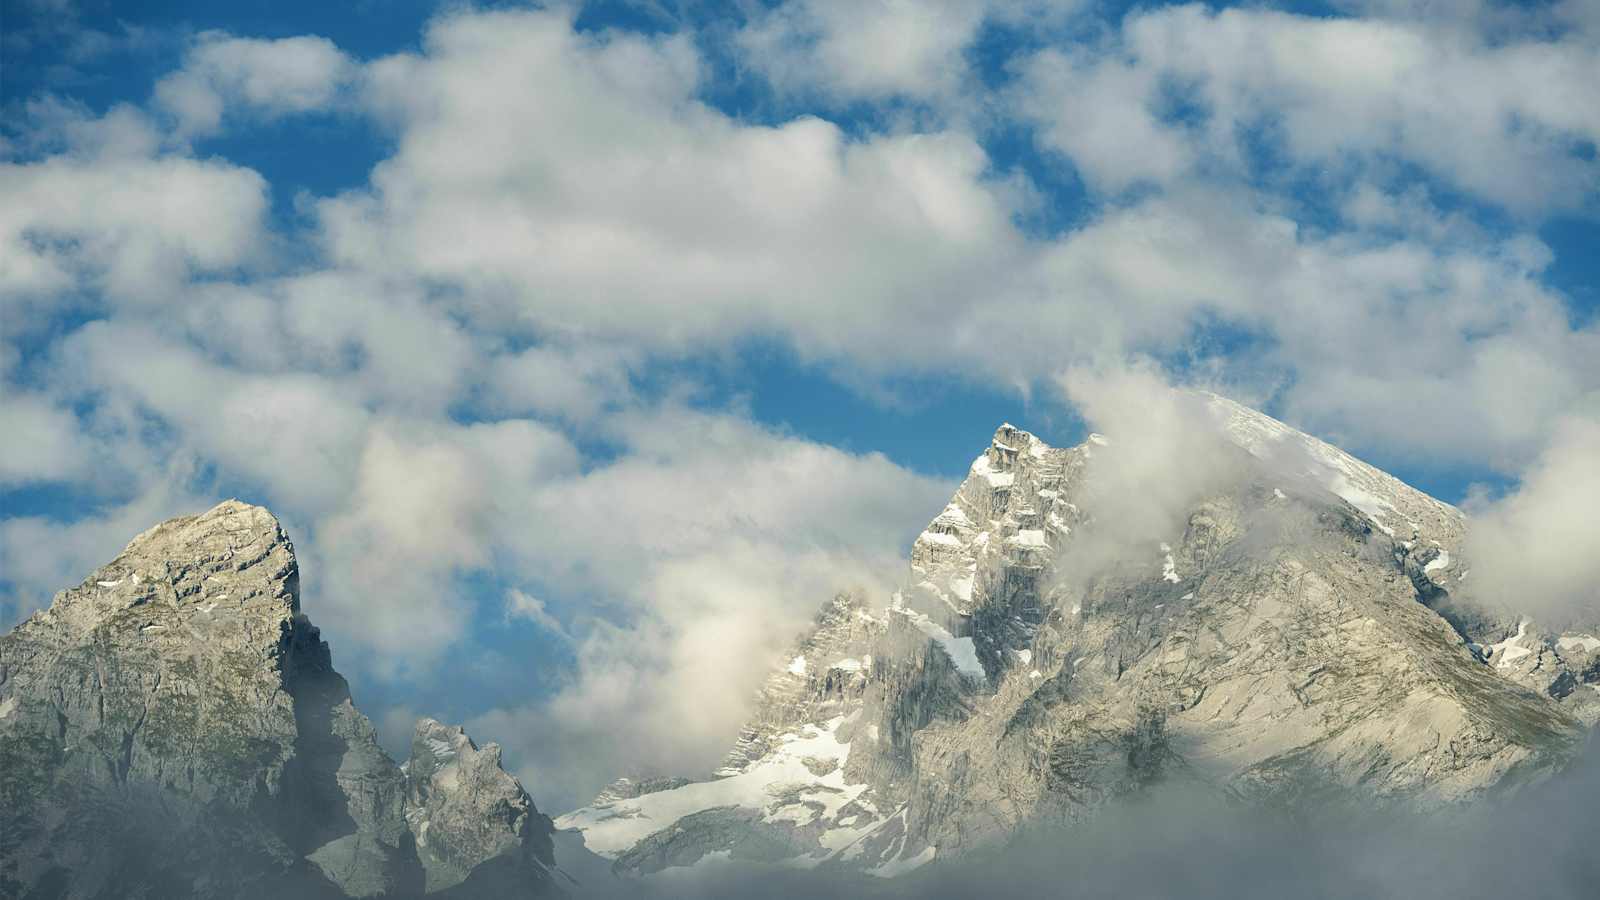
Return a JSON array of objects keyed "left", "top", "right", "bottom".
[{"left": 3, "top": 0, "right": 1598, "bottom": 806}]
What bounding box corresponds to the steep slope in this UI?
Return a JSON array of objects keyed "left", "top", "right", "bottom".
[
  {"left": 0, "top": 501, "right": 558, "bottom": 899},
  {"left": 558, "top": 397, "right": 1595, "bottom": 879},
  {"left": 1204, "top": 392, "right": 1600, "bottom": 715}
]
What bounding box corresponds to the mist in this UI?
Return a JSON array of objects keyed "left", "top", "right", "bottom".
[
  {"left": 1462, "top": 413, "right": 1600, "bottom": 629},
  {"left": 553, "top": 735, "right": 1600, "bottom": 900},
  {"left": 1050, "top": 365, "right": 1252, "bottom": 579}
]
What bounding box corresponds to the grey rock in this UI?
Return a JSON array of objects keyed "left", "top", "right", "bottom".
[
  {"left": 589, "top": 776, "right": 695, "bottom": 805},
  {"left": 558, "top": 397, "right": 1592, "bottom": 881},
  {"left": 405, "top": 718, "right": 556, "bottom": 893},
  {"left": 0, "top": 500, "right": 558, "bottom": 899}
]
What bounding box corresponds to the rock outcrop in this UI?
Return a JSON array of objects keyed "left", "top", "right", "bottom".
[
  {"left": 405, "top": 719, "right": 556, "bottom": 894},
  {"left": 0, "top": 501, "right": 557, "bottom": 899},
  {"left": 557, "top": 394, "right": 1596, "bottom": 879}
]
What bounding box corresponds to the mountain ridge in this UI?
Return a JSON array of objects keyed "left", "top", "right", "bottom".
[
  {"left": 3, "top": 395, "right": 1596, "bottom": 895},
  {"left": 0, "top": 500, "right": 560, "bottom": 899},
  {"left": 557, "top": 393, "right": 1598, "bottom": 879}
]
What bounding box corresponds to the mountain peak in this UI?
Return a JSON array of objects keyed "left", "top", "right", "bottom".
[
  {"left": 557, "top": 400, "right": 1596, "bottom": 879},
  {"left": 0, "top": 504, "right": 560, "bottom": 898},
  {"left": 990, "top": 421, "right": 1049, "bottom": 453}
]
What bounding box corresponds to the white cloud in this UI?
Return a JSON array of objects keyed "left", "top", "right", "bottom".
[
  {"left": 504, "top": 588, "right": 565, "bottom": 634},
  {"left": 481, "top": 341, "right": 639, "bottom": 424},
  {"left": 736, "top": 0, "right": 1091, "bottom": 108},
  {"left": 465, "top": 407, "right": 952, "bottom": 810},
  {"left": 1019, "top": 187, "right": 1600, "bottom": 470},
  {"left": 322, "top": 7, "right": 1026, "bottom": 366},
  {"left": 309, "top": 418, "right": 581, "bottom": 661},
  {"left": 1015, "top": 47, "right": 1193, "bottom": 192},
  {"left": 1463, "top": 412, "right": 1600, "bottom": 627},
  {"left": 1016, "top": 5, "right": 1600, "bottom": 213},
  {"left": 154, "top": 31, "right": 356, "bottom": 137},
  {"left": 738, "top": 0, "right": 992, "bottom": 103},
  {"left": 0, "top": 388, "right": 92, "bottom": 485},
  {"left": 4, "top": 0, "right": 1598, "bottom": 808},
  {"left": 0, "top": 118, "right": 269, "bottom": 315},
  {"left": 1050, "top": 365, "right": 1249, "bottom": 575},
  {"left": 304, "top": 7, "right": 1600, "bottom": 475}
]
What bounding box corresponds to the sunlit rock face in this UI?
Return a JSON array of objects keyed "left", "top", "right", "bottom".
[
  {"left": 0, "top": 500, "right": 557, "bottom": 899},
  {"left": 558, "top": 397, "right": 1595, "bottom": 881},
  {"left": 405, "top": 717, "right": 558, "bottom": 894}
]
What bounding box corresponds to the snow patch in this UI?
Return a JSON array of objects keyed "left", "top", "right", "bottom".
[
  {"left": 1008, "top": 529, "right": 1048, "bottom": 550},
  {"left": 787, "top": 655, "right": 808, "bottom": 676},
  {"left": 895, "top": 609, "right": 985, "bottom": 679},
  {"left": 970, "top": 455, "right": 1015, "bottom": 488},
  {"left": 1486, "top": 621, "right": 1533, "bottom": 669},
  {"left": 1557, "top": 634, "right": 1600, "bottom": 653},
  {"left": 870, "top": 845, "right": 936, "bottom": 878},
  {"left": 949, "top": 575, "right": 974, "bottom": 604},
  {"left": 1160, "top": 544, "right": 1181, "bottom": 583},
  {"left": 916, "top": 529, "right": 963, "bottom": 548},
  {"left": 556, "top": 717, "right": 866, "bottom": 859},
  {"left": 1424, "top": 550, "right": 1451, "bottom": 573},
  {"left": 932, "top": 504, "right": 972, "bottom": 528}
]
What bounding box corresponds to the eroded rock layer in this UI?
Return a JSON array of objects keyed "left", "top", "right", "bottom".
[
  {"left": 558, "top": 396, "right": 1596, "bottom": 879},
  {"left": 0, "top": 501, "right": 557, "bottom": 899}
]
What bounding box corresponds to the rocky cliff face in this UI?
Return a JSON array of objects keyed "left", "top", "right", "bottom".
[
  {"left": 557, "top": 395, "right": 1598, "bottom": 879},
  {"left": 0, "top": 501, "right": 558, "bottom": 899}
]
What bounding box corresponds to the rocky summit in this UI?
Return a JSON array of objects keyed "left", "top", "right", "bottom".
[
  {"left": 557, "top": 394, "right": 1598, "bottom": 879},
  {"left": 0, "top": 501, "right": 559, "bottom": 899},
  {"left": 4, "top": 398, "right": 1597, "bottom": 897}
]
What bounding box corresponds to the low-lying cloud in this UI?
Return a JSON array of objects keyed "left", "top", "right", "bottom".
[{"left": 553, "top": 735, "right": 1600, "bottom": 900}]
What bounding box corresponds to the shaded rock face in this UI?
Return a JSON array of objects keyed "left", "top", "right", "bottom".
[
  {"left": 0, "top": 501, "right": 556, "bottom": 899},
  {"left": 559, "top": 398, "right": 1595, "bottom": 880}
]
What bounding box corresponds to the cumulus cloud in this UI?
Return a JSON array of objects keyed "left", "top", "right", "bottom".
[
  {"left": 0, "top": 113, "right": 269, "bottom": 314},
  {"left": 310, "top": 6, "right": 1599, "bottom": 471},
  {"left": 738, "top": 0, "right": 994, "bottom": 103},
  {"left": 1015, "top": 4, "right": 1600, "bottom": 213},
  {"left": 468, "top": 407, "right": 951, "bottom": 810},
  {"left": 0, "top": 389, "right": 93, "bottom": 485},
  {"left": 3, "top": 0, "right": 1598, "bottom": 819},
  {"left": 154, "top": 31, "right": 356, "bottom": 138},
  {"left": 1463, "top": 413, "right": 1600, "bottom": 627},
  {"left": 311, "top": 418, "right": 581, "bottom": 660},
  {"left": 322, "top": 7, "right": 1031, "bottom": 368}
]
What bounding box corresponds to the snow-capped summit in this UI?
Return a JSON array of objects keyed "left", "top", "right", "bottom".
[{"left": 557, "top": 395, "right": 1598, "bottom": 880}]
